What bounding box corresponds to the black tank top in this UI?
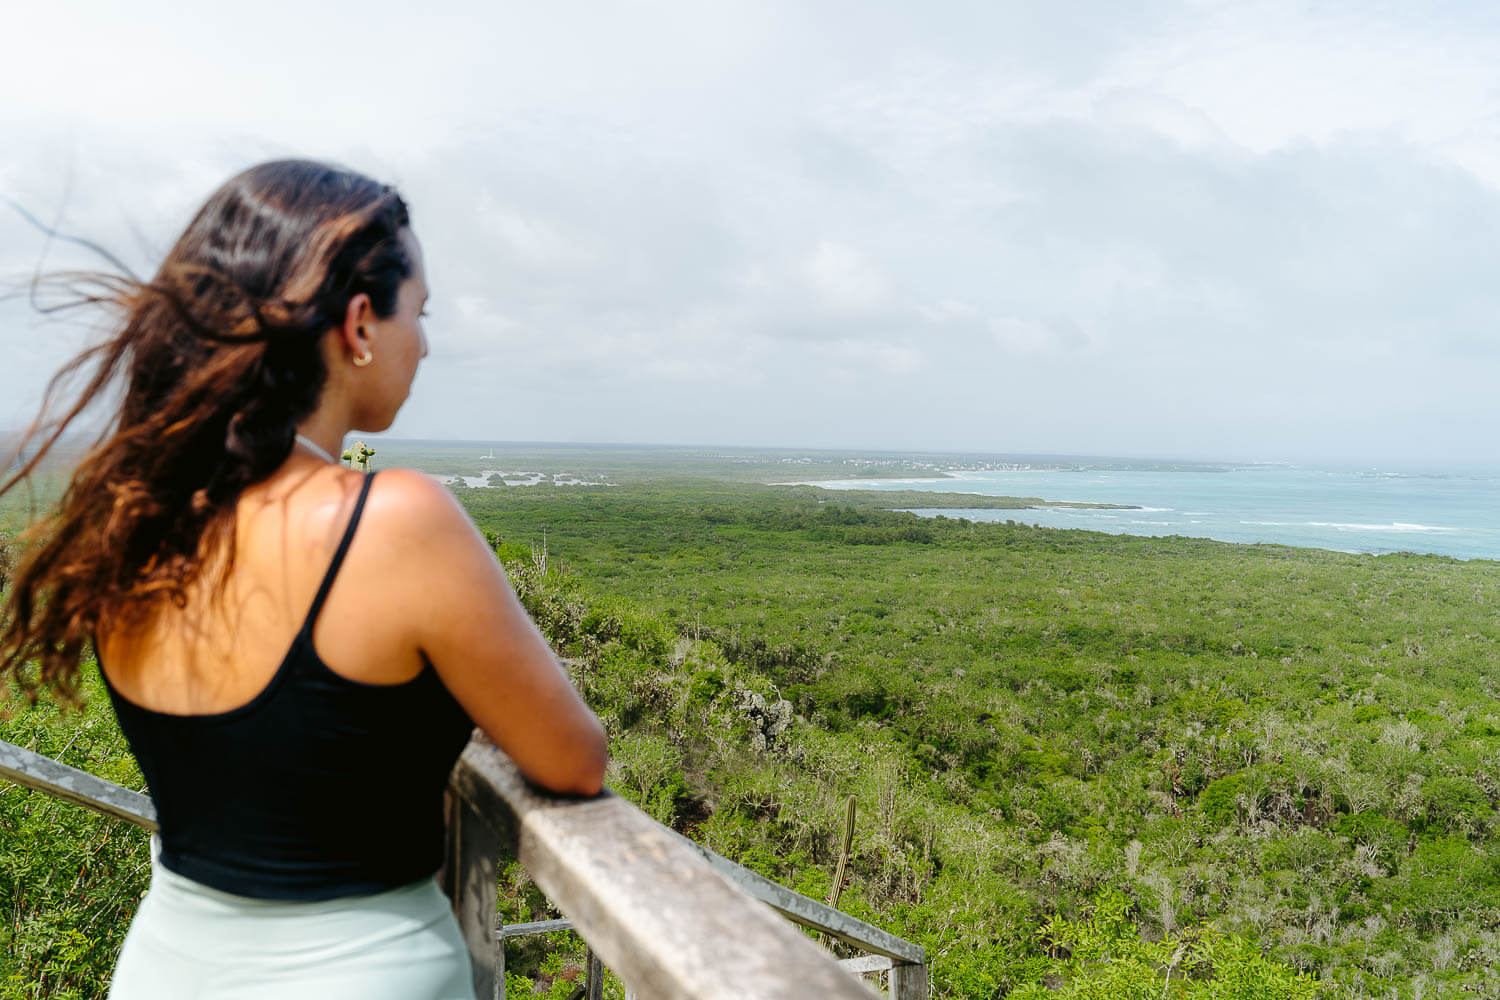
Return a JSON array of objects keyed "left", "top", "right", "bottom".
[{"left": 101, "top": 472, "right": 475, "bottom": 900}]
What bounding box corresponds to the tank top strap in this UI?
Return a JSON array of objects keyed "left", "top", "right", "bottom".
[{"left": 299, "top": 472, "right": 376, "bottom": 639}]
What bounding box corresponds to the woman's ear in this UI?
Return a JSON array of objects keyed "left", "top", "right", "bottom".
[{"left": 339, "top": 293, "right": 374, "bottom": 363}]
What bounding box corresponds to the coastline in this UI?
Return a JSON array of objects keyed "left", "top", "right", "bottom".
[
  {"left": 768, "top": 476, "right": 1141, "bottom": 512},
  {"left": 788, "top": 466, "right": 1500, "bottom": 561}
]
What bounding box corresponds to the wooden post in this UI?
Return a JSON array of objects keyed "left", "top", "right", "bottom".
[
  {"left": 585, "top": 948, "right": 604, "bottom": 1000},
  {"left": 443, "top": 788, "right": 504, "bottom": 1000},
  {"left": 495, "top": 927, "right": 506, "bottom": 1000},
  {"left": 889, "top": 961, "right": 928, "bottom": 1000}
]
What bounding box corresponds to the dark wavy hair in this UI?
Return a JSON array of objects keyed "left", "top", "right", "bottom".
[{"left": 0, "top": 160, "right": 411, "bottom": 701}]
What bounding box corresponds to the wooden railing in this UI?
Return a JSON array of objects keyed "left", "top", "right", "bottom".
[{"left": 1, "top": 733, "right": 928, "bottom": 999}]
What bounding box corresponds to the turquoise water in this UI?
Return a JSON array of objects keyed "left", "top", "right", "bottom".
[{"left": 806, "top": 466, "right": 1500, "bottom": 561}]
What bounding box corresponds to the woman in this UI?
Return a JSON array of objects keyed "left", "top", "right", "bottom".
[{"left": 0, "top": 160, "right": 608, "bottom": 998}]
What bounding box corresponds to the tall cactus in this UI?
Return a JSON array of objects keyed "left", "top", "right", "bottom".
[
  {"left": 827, "top": 794, "right": 856, "bottom": 910},
  {"left": 819, "top": 795, "right": 857, "bottom": 951}
]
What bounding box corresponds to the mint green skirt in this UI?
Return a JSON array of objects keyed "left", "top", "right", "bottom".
[{"left": 108, "top": 842, "right": 476, "bottom": 999}]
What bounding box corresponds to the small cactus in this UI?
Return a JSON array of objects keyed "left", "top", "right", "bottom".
[{"left": 342, "top": 440, "right": 376, "bottom": 471}]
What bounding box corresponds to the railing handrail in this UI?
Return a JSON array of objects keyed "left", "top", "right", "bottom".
[
  {"left": 0, "top": 739, "right": 157, "bottom": 830},
  {"left": 1, "top": 735, "right": 928, "bottom": 998},
  {"left": 664, "top": 825, "right": 923, "bottom": 963}
]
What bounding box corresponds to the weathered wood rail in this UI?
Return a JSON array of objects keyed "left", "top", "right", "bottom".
[{"left": 1, "top": 733, "right": 928, "bottom": 998}]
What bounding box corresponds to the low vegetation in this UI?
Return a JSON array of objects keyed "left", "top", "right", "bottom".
[
  {"left": 464, "top": 477, "right": 1500, "bottom": 999},
  {"left": 6, "top": 454, "right": 1500, "bottom": 998}
]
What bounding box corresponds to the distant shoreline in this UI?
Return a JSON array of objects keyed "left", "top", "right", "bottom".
[{"left": 769, "top": 482, "right": 1140, "bottom": 511}]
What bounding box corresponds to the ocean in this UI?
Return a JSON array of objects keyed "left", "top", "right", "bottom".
[{"left": 804, "top": 465, "right": 1500, "bottom": 561}]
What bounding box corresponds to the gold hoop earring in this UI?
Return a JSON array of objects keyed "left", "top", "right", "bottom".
[{"left": 353, "top": 351, "right": 374, "bottom": 367}]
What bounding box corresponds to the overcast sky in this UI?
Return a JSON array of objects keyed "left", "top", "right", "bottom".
[{"left": 4, "top": 1, "right": 1500, "bottom": 466}]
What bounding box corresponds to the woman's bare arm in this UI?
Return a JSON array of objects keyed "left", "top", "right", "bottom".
[{"left": 365, "top": 469, "right": 607, "bottom": 796}]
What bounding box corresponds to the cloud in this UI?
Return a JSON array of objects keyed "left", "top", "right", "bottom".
[
  {"left": 990, "top": 317, "right": 1090, "bottom": 355},
  {"left": 3, "top": 1, "right": 1500, "bottom": 463},
  {"left": 804, "top": 242, "right": 887, "bottom": 313}
]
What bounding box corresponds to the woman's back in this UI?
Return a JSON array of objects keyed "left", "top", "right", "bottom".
[
  {"left": 99, "top": 460, "right": 429, "bottom": 714},
  {"left": 98, "top": 464, "right": 474, "bottom": 900},
  {"left": 95, "top": 451, "right": 606, "bottom": 797}
]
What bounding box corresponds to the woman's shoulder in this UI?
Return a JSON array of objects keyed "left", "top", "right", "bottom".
[
  {"left": 342, "top": 468, "right": 500, "bottom": 654},
  {"left": 366, "top": 467, "right": 464, "bottom": 513},
  {"left": 246, "top": 463, "right": 471, "bottom": 559},
  {"left": 360, "top": 468, "right": 477, "bottom": 547}
]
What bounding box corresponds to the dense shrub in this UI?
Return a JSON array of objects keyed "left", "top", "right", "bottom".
[
  {"left": 1014, "top": 891, "right": 1320, "bottom": 999},
  {"left": 1199, "top": 774, "right": 1247, "bottom": 828}
]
